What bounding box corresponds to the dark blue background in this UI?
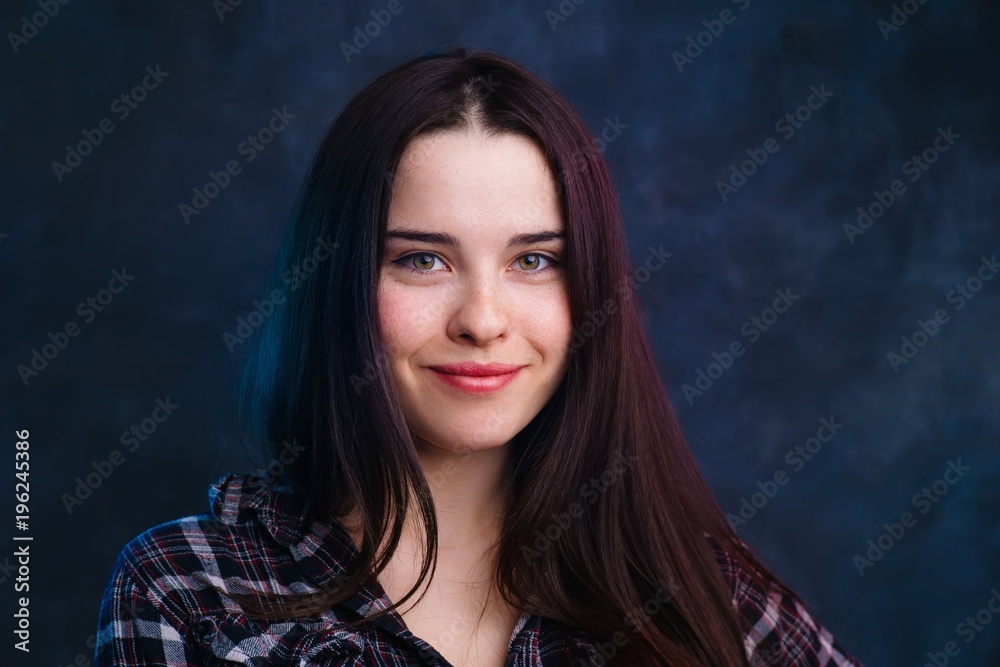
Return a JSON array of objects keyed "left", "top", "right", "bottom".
[{"left": 2, "top": 1, "right": 997, "bottom": 665}]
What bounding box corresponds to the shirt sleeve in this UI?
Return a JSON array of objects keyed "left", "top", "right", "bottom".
[
  {"left": 94, "top": 548, "right": 200, "bottom": 667},
  {"left": 722, "top": 546, "right": 865, "bottom": 667}
]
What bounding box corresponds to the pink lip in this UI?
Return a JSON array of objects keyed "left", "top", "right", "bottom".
[
  {"left": 429, "top": 362, "right": 524, "bottom": 376},
  {"left": 428, "top": 362, "right": 525, "bottom": 394}
]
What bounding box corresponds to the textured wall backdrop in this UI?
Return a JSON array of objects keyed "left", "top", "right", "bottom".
[{"left": 2, "top": 0, "right": 998, "bottom": 665}]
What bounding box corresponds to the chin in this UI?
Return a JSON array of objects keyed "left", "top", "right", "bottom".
[{"left": 409, "top": 414, "right": 519, "bottom": 451}]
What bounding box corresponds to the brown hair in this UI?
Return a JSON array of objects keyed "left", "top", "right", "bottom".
[{"left": 226, "top": 44, "right": 795, "bottom": 666}]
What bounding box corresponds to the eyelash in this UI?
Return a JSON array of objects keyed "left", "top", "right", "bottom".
[{"left": 392, "top": 252, "right": 561, "bottom": 275}]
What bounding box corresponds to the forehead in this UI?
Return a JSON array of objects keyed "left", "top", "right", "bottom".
[
  {"left": 387, "top": 129, "right": 562, "bottom": 233},
  {"left": 396, "top": 129, "right": 552, "bottom": 178}
]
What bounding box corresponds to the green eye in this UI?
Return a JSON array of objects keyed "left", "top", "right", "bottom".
[
  {"left": 393, "top": 253, "right": 561, "bottom": 275},
  {"left": 518, "top": 254, "right": 543, "bottom": 271},
  {"left": 410, "top": 253, "right": 438, "bottom": 271}
]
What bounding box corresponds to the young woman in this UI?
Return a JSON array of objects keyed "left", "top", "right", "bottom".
[{"left": 96, "top": 46, "right": 865, "bottom": 666}]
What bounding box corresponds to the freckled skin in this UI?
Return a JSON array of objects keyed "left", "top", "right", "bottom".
[
  {"left": 379, "top": 128, "right": 573, "bottom": 457},
  {"left": 370, "top": 128, "right": 575, "bottom": 667}
]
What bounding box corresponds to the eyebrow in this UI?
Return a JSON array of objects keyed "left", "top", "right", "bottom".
[{"left": 384, "top": 228, "right": 565, "bottom": 249}]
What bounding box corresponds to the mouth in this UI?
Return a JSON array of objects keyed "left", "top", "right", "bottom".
[{"left": 428, "top": 363, "right": 525, "bottom": 394}]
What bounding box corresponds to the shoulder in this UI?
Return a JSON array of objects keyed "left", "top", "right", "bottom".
[
  {"left": 95, "top": 473, "right": 372, "bottom": 665},
  {"left": 706, "top": 533, "right": 865, "bottom": 667},
  {"left": 102, "top": 472, "right": 312, "bottom": 620}
]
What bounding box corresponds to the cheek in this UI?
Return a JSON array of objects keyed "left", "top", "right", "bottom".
[
  {"left": 377, "top": 284, "right": 408, "bottom": 358},
  {"left": 377, "top": 281, "right": 441, "bottom": 359},
  {"left": 521, "top": 287, "right": 573, "bottom": 351}
]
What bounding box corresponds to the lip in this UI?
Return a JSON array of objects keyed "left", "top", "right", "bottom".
[
  {"left": 429, "top": 362, "right": 525, "bottom": 376},
  {"left": 428, "top": 362, "right": 525, "bottom": 395}
]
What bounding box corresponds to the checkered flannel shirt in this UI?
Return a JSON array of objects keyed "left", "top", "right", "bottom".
[{"left": 95, "top": 473, "right": 864, "bottom": 666}]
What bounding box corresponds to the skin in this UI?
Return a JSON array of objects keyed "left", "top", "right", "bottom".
[{"left": 363, "top": 125, "right": 573, "bottom": 666}]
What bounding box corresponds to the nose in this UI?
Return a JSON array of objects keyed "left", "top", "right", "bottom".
[{"left": 446, "top": 273, "right": 511, "bottom": 344}]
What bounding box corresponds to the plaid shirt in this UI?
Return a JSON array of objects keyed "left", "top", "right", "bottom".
[{"left": 95, "top": 473, "right": 864, "bottom": 666}]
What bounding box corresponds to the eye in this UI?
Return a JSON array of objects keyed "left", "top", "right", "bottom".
[
  {"left": 396, "top": 252, "right": 443, "bottom": 273},
  {"left": 392, "top": 252, "right": 560, "bottom": 275},
  {"left": 514, "top": 253, "right": 558, "bottom": 272}
]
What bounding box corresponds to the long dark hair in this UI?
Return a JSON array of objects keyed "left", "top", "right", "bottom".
[{"left": 223, "top": 45, "right": 793, "bottom": 666}]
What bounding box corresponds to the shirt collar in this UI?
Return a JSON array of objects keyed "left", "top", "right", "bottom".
[
  {"left": 207, "top": 472, "right": 472, "bottom": 660},
  {"left": 207, "top": 472, "right": 596, "bottom": 664},
  {"left": 208, "top": 472, "right": 361, "bottom": 586}
]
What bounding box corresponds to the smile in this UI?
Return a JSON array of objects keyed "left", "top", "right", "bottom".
[{"left": 429, "top": 368, "right": 522, "bottom": 394}]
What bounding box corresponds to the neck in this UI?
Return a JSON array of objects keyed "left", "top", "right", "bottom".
[
  {"left": 410, "top": 435, "right": 511, "bottom": 550},
  {"left": 340, "top": 439, "right": 512, "bottom": 554}
]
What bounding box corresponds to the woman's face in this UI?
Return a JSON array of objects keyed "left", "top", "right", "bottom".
[{"left": 378, "top": 128, "right": 572, "bottom": 455}]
